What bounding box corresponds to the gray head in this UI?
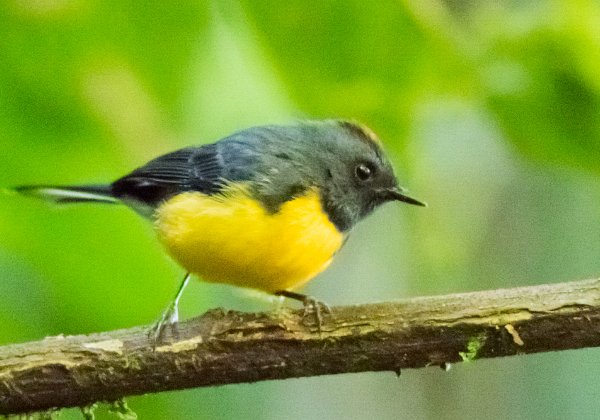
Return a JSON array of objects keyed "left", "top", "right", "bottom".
[{"left": 224, "top": 119, "right": 424, "bottom": 232}]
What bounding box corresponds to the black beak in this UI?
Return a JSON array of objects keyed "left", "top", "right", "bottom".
[{"left": 381, "top": 186, "right": 427, "bottom": 207}]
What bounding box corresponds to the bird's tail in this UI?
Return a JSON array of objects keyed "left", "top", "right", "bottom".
[{"left": 14, "top": 184, "right": 118, "bottom": 204}]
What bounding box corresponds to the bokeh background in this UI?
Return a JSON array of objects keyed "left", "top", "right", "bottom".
[{"left": 2, "top": 1, "right": 600, "bottom": 419}]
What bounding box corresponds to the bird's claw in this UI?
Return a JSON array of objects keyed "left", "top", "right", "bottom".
[
  {"left": 148, "top": 302, "right": 180, "bottom": 346},
  {"left": 300, "top": 296, "right": 332, "bottom": 331}
]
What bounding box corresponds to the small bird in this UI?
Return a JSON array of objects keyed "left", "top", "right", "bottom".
[{"left": 16, "top": 120, "right": 424, "bottom": 339}]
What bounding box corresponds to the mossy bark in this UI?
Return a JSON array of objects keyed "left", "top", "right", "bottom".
[{"left": 2, "top": 278, "right": 600, "bottom": 415}]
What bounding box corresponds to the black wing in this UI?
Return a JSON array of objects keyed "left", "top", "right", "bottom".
[{"left": 111, "top": 143, "right": 224, "bottom": 208}]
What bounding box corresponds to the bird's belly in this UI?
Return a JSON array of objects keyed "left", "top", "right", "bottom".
[{"left": 154, "top": 186, "right": 344, "bottom": 292}]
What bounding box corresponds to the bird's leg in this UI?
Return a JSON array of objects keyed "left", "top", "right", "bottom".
[
  {"left": 149, "top": 272, "right": 191, "bottom": 346},
  {"left": 274, "top": 290, "right": 332, "bottom": 331}
]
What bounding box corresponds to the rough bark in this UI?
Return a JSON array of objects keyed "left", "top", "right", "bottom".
[{"left": 2, "top": 278, "right": 600, "bottom": 415}]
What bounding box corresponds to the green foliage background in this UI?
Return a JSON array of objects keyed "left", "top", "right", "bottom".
[{"left": 2, "top": 1, "right": 600, "bottom": 419}]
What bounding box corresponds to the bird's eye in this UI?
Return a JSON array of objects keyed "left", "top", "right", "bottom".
[{"left": 355, "top": 163, "right": 374, "bottom": 181}]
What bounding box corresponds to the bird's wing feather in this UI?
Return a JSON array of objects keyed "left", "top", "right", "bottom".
[{"left": 111, "top": 143, "right": 225, "bottom": 207}]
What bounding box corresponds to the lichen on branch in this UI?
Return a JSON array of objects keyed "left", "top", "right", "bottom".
[{"left": 2, "top": 278, "right": 600, "bottom": 416}]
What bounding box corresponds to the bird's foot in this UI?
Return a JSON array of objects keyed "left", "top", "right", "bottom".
[
  {"left": 274, "top": 290, "right": 332, "bottom": 331},
  {"left": 148, "top": 302, "right": 180, "bottom": 346}
]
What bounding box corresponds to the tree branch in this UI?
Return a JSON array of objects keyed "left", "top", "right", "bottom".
[{"left": 2, "top": 278, "right": 600, "bottom": 415}]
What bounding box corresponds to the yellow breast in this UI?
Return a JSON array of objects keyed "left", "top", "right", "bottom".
[{"left": 154, "top": 184, "right": 344, "bottom": 293}]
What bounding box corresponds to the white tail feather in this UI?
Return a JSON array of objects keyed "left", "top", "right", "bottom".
[{"left": 15, "top": 185, "right": 117, "bottom": 204}]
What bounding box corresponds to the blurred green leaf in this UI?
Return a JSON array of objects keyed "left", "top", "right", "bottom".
[
  {"left": 446, "top": 1, "right": 600, "bottom": 173},
  {"left": 238, "top": 1, "right": 445, "bottom": 144}
]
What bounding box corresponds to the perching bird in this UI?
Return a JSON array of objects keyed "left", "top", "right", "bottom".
[{"left": 16, "top": 120, "right": 425, "bottom": 339}]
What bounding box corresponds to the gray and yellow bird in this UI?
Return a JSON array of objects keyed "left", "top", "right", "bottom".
[{"left": 17, "top": 120, "right": 425, "bottom": 336}]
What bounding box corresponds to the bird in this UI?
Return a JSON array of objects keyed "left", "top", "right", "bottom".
[{"left": 15, "top": 119, "right": 425, "bottom": 340}]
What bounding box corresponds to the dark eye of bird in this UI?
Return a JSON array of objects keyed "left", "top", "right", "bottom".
[{"left": 355, "top": 163, "right": 374, "bottom": 181}]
